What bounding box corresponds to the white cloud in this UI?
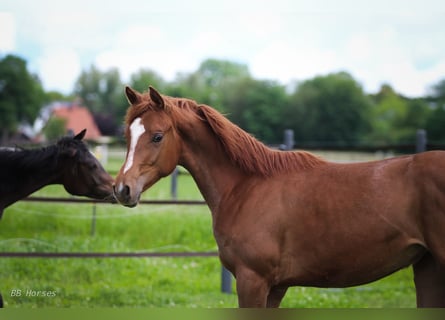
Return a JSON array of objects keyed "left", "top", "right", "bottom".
[
  {"left": 95, "top": 24, "right": 226, "bottom": 82},
  {"left": 250, "top": 22, "right": 445, "bottom": 97},
  {"left": 23, "top": 10, "right": 109, "bottom": 52},
  {"left": 3, "top": 0, "right": 445, "bottom": 96},
  {"left": 338, "top": 26, "right": 445, "bottom": 96},
  {"left": 0, "top": 12, "right": 16, "bottom": 52},
  {"left": 251, "top": 42, "right": 337, "bottom": 82},
  {"left": 114, "top": 25, "right": 163, "bottom": 48},
  {"left": 37, "top": 47, "right": 81, "bottom": 92}
]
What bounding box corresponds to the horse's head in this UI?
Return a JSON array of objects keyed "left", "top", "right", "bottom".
[
  {"left": 58, "top": 130, "right": 114, "bottom": 200},
  {"left": 113, "top": 86, "right": 181, "bottom": 207}
]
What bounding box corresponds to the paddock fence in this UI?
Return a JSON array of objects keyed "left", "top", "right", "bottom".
[{"left": 0, "top": 196, "right": 234, "bottom": 294}]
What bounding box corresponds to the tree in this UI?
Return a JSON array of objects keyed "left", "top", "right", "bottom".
[
  {"left": 368, "top": 84, "right": 431, "bottom": 145},
  {"left": 197, "top": 59, "right": 250, "bottom": 88},
  {"left": 425, "top": 78, "right": 445, "bottom": 143},
  {"left": 73, "top": 65, "right": 127, "bottom": 134},
  {"left": 286, "top": 72, "right": 372, "bottom": 146},
  {"left": 0, "top": 54, "right": 45, "bottom": 143},
  {"left": 74, "top": 65, "right": 102, "bottom": 111},
  {"left": 167, "top": 59, "right": 250, "bottom": 112},
  {"left": 130, "top": 69, "right": 165, "bottom": 94},
  {"left": 43, "top": 117, "right": 66, "bottom": 142},
  {"left": 73, "top": 65, "right": 127, "bottom": 115},
  {"left": 431, "top": 78, "right": 445, "bottom": 101},
  {"left": 222, "top": 78, "right": 289, "bottom": 143}
]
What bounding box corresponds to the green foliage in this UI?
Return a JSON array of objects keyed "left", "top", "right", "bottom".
[
  {"left": 286, "top": 72, "right": 373, "bottom": 146},
  {"left": 0, "top": 54, "right": 45, "bottom": 141},
  {"left": 44, "top": 90, "right": 73, "bottom": 103},
  {"left": 43, "top": 117, "right": 67, "bottom": 142},
  {"left": 130, "top": 69, "right": 166, "bottom": 94},
  {"left": 426, "top": 105, "right": 445, "bottom": 142},
  {"left": 3, "top": 54, "right": 445, "bottom": 147},
  {"left": 431, "top": 78, "right": 445, "bottom": 101},
  {"left": 73, "top": 65, "right": 128, "bottom": 123},
  {"left": 69, "top": 66, "right": 445, "bottom": 146},
  {"left": 368, "top": 85, "right": 430, "bottom": 144},
  {"left": 425, "top": 78, "right": 445, "bottom": 142},
  {"left": 166, "top": 59, "right": 251, "bottom": 112},
  {"left": 222, "top": 78, "right": 289, "bottom": 142}
]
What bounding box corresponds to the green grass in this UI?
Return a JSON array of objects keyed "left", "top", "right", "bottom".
[{"left": 0, "top": 151, "right": 417, "bottom": 308}]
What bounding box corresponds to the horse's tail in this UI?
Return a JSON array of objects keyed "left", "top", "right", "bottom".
[{"left": 0, "top": 292, "right": 3, "bottom": 307}]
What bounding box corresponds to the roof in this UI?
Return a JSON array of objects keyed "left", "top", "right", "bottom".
[{"left": 52, "top": 105, "right": 101, "bottom": 140}]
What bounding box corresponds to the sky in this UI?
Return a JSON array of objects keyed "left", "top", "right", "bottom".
[{"left": 1, "top": 0, "right": 444, "bottom": 97}]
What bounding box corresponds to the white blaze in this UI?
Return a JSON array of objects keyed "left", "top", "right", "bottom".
[{"left": 123, "top": 117, "right": 145, "bottom": 174}]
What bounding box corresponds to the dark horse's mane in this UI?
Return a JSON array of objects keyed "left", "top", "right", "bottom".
[
  {"left": 0, "top": 137, "right": 86, "bottom": 171},
  {"left": 0, "top": 145, "right": 59, "bottom": 172},
  {"left": 0, "top": 145, "right": 58, "bottom": 193},
  {"left": 0, "top": 137, "right": 87, "bottom": 191},
  {"left": 126, "top": 93, "right": 327, "bottom": 177}
]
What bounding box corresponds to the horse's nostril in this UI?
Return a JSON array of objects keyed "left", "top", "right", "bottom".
[
  {"left": 113, "top": 183, "right": 130, "bottom": 200},
  {"left": 123, "top": 185, "right": 130, "bottom": 197}
]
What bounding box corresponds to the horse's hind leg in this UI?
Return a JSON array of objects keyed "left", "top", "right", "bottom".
[
  {"left": 266, "top": 286, "right": 288, "bottom": 307},
  {"left": 413, "top": 253, "right": 445, "bottom": 307}
]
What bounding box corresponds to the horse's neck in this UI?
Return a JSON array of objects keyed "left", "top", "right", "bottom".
[
  {"left": 178, "top": 128, "right": 247, "bottom": 214},
  {"left": 0, "top": 148, "right": 61, "bottom": 212}
]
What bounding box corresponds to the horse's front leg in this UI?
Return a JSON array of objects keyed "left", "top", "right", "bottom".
[{"left": 236, "top": 267, "right": 270, "bottom": 307}]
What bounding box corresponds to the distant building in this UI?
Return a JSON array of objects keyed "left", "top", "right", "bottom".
[{"left": 52, "top": 104, "right": 101, "bottom": 140}]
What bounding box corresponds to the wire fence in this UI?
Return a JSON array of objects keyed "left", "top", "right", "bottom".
[{"left": 0, "top": 196, "right": 233, "bottom": 293}]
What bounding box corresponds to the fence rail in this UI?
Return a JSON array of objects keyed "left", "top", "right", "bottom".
[
  {"left": 0, "top": 251, "right": 218, "bottom": 258},
  {"left": 3, "top": 195, "right": 233, "bottom": 294},
  {"left": 22, "top": 196, "right": 206, "bottom": 206}
]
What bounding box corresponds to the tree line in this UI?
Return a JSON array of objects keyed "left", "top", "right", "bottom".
[{"left": 1, "top": 54, "right": 445, "bottom": 147}]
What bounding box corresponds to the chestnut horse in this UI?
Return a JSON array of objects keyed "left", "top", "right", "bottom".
[
  {"left": 114, "top": 86, "right": 445, "bottom": 307},
  {"left": 0, "top": 129, "right": 114, "bottom": 218}
]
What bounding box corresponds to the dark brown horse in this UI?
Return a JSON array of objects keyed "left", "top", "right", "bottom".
[
  {"left": 0, "top": 129, "right": 114, "bottom": 307},
  {"left": 0, "top": 129, "right": 114, "bottom": 218},
  {"left": 114, "top": 86, "right": 445, "bottom": 307}
]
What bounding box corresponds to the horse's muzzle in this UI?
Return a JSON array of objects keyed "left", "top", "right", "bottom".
[{"left": 113, "top": 183, "right": 138, "bottom": 207}]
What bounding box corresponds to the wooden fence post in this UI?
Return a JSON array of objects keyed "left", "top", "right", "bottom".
[
  {"left": 283, "top": 129, "right": 294, "bottom": 151},
  {"left": 416, "top": 129, "right": 427, "bottom": 153},
  {"left": 221, "top": 266, "right": 232, "bottom": 294},
  {"left": 90, "top": 203, "right": 97, "bottom": 237},
  {"left": 170, "top": 167, "right": 178, "bottom": 200}
]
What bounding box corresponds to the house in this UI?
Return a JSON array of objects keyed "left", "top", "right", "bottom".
[{"left": 52, "top": 104, "right": 101, "bottom": 140}]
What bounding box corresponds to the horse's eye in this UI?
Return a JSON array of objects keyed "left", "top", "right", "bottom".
[
  {"left": 89, "top": 163, "right": 98, "bottom": 170},
  {"left": 152, "top": 133, "right": 163, "bottom": 143}
]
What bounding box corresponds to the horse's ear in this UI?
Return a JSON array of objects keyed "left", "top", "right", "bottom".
[
  {"left": 125, "top": 86, "right": 142, "bottom": 105},
  {"left": 149, "top": 86, "right": 165, "bottom": 110},
  {"left": 74, "top": 129, "right": 87, "bottom": 140}
]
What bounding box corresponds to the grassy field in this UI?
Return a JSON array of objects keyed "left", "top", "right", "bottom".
[{"left": 0, "top": 150, "right": 417, "bottom": 308}]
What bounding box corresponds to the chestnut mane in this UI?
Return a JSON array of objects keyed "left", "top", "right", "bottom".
[{"left": 125, "top": 92, "right": 326, "bottom": 177}]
